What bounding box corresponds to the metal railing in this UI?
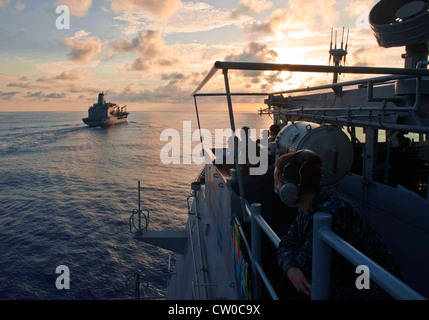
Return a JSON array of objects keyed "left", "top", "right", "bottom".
[
  {"left": 192, "top": 61, "right": 429, "bottom": 136},
  {"left": 129, "top": 181, "right": 151, "bottom": 235},
  {"left": 187, "top": 184, "right": 210, "bottom": 300},
  {"left": 245, "top": 202, "right": 426, "bottom": 300},
  {"left": 312, "top": 212, "right": 426, "bottom": 300},
  {"left": 193, "top": 60, "right": 429, "bottom": 222},
  {"left": 192, "top": 61, "right": 429, "bottom": 96},
  {"left": 249, "top": 203, "right": 280, "bottom": 300}
]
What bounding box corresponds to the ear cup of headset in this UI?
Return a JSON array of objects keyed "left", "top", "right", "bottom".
[
  {"left": 279, "top": 181, "right": 300, "bottom": 206},
  {"left": 277, "top": 149, "right": 322, "bottom": 206},
  {"left": 294, "top": 150, "right": 322, "bottom": 167}
]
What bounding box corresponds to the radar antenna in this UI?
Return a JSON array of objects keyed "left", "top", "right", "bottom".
[
  {"left": 370, "top": 0, "right": 429, "bottom": 68},
  {"left": 328, "top": 27, "right": 349, "bottom": 83}
]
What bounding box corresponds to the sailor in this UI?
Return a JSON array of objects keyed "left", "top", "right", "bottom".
[
  {"left": 226, "top": 127, "right": 258, "bottom": 166},
  {"left": 239, "top": 126, "right": 252, "bottom": 165},
  {"left": 274, "top": 150, "right": 400, "bottom": 299},
  {"left": 269, "top": 124, "right": 281, "bottom": 142}
]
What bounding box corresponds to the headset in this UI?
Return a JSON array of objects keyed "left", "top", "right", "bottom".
[{"left": 274, "top": 149, "right": 322, "bottom": 206}]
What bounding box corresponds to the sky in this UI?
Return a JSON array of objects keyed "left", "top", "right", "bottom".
[{"left": 0, "top": 0, "right": 406, "bottom": 112}]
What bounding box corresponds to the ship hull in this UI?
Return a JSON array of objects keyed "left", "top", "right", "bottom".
[{"left": 82, "top": 116, "right": 128, "bottom": 127}]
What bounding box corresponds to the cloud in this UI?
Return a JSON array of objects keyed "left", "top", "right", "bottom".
[
  {"left": 216, "top": 41, "right": 285, "bottom": 92},
  {"left": 14, "top": 1, "right": 24, "bottom": 11},
  {"left": 160, "top": 71, "right": 206, "bottom": 86},
  {"left": 344, "top": 0, "right": 376, "bottom": 18},
  {"left": 37, "top": 69, "right": 89, "bottom": 82},
  {"left": 248, "top": 8, "right": 287, "bottom": 36},
  {"left": 344, "top": 0, "right": 377, "bottom": 29},
  {"left": 0, "top": 0, "right": 25, "bottom": 11},
  {"left": 54, "top": 0, "right": 92, "bottom": 17},
  {"left": 24, "top": 91, "right": 45, "bottom": 99},
  {"left": 110, "top": 30, "right": 182, "bottom": 71},
  {"left": 160, "top": 72, "right": 188, "bottom": 81},
  {"left": 110, "top": 30, "right": 164, "bottom": 55},
  {"left": 249, "top": 0, "right": 339, "bottom": 38},
  {"left": 61, "top": 31, "right": 102, "bottom": 62},
  {"left": 230, "top": 0, "right": 272, "bottom": 18},
  {"left": 0, "top": 91, "right": 19, "bottom": 100},
  {"left": 153, "top": 40, "right": 288, "bottom": 95},
  {"left": 224, "top": 41, "right": 277, "bottom": 78},
  {"left": 129, "top": 56, "right": 181, "bottom": 71},
  {"left": 110, "top": 0, "right": 182, "bottom": 20},
  {"left": 224, "top": 41, "right": 278, "bottom": 63},
  {"left": 35, "top": 60, "right": 100, "bottom": 75},
  {"left": 45, "top": 92, "right": 67, "bottom": 99},
  {"left": 67, "top": 84, "right": 99, "bottom": 94},
  {"left": 24, "top": 91, "right": 66, "bottom": 100},
  {"left": 7, "top": 82, "right": 29, "bottom": 88},
  {"left": 113, "top": 2, "right": 254, "bottom": 35},
  {"left": 109, "top": 82, "right": 189, "bottom": 104},
  {"left": 0, "top": 0, "right": 9, "bottom": 8},
  {"left": 349, "top": 44, "right": 402, "bottom": 68},
  {"left": 55, "top": 69, "right": 89, "bottom": 80},
  {"left": 69, "top": 29, "right": 92, "bottom": 40}
]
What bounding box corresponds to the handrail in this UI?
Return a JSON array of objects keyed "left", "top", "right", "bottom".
[
  {"left": 312, "top": 212, "right": 426, "bottom": 300},
  {"left": 194, "top": 93, "right": 268, "bottom": 97},
  {"left": 191, "top": 64, "right": 219, "bottom": 95},
  {"left": 253, "top": 209, "right": 281, "bottom": 249},
  {"left": 244, "top": 201, "right": 280, "bottom": 248},
  {"left": 187, "top": 207, "right": 202, "bottom": 299},
  {"left": 250, "top": 204, "right": 281, "bottom": 300},
  {"left": 255, "top": 262, "right": 279, "bottom": 300},
  {"left": 214, "top": 61, "right": 429, "bottom": 75},
  {"left": 191, "top": 60, "right": 429, "bottom": 97},
  {"left": 281, "top": 110, "right": 429, "bottom": 134},
  {"left": 244, "top": 200, "right": 253, "bottom": 218},
  {"left": 190, "top": 187, "right": 210, "bottom": 300},
  {"left": 250, "top": 203, "right": 279, "bottom": 300},
  {"left": 246, "top": 204, "right": 426, "bottom": 300},
  {"left": 270, "top": 74, "right": 428, "bottom": 95}
]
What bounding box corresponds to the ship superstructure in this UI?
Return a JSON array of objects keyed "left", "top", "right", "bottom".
[
  {"left": 129, "top": 0, "right": 429, "bottom": 300},
  {"left": 83, "top": 92, "right": 129, "bottom": 127}
]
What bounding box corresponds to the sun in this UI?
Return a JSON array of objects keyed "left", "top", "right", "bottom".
[{"left": 261, "top": 44, "right": 332, "bottom": 93}]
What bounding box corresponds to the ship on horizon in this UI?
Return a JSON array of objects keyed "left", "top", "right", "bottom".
[{"left": 82, "top": 92, "right": 129, "bottom": 127}]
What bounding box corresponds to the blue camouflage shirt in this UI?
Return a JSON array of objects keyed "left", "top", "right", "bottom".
[{"left": 278, "top": 187, "right": 400, "bottom": 299}]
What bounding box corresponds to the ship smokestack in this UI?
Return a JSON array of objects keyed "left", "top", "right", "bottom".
[{"left": 98, "top": 92, "right": 105, "bottom": 105}]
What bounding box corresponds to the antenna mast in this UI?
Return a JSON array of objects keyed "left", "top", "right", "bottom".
[{"left": 328, "top": 27, "right": 349, "bottom": 84}]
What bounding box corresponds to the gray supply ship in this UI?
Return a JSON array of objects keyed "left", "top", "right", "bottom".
[
  {"left": 83, "top": 92, "right": 128, "bottom": 127},
  {"left": 128, "top": 0, "right": 429, "bottom": 300}
]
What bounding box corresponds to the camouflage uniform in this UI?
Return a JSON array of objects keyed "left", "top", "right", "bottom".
[{"left": 278, "top": 187, "right": 400, "bottom": 300}]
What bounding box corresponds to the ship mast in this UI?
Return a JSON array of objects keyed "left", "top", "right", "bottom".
[{"left": 328, "top": 27, "right": 349, "bottom": 84}]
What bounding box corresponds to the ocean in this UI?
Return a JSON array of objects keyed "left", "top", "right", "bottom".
[{"left": 0, "top": 111, "right": 272, "bottom": 300}]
